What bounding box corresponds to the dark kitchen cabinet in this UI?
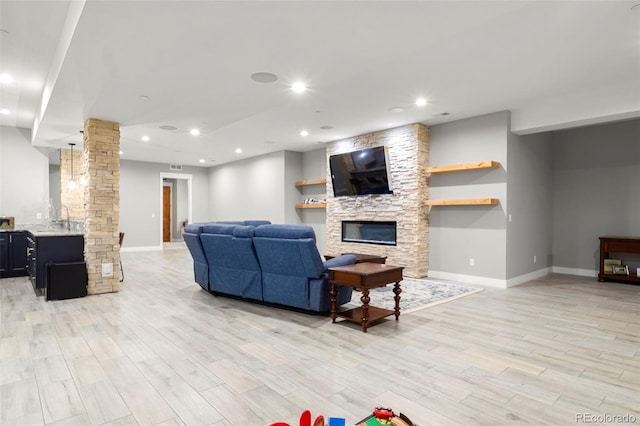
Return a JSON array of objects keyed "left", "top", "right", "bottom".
[
  {"left": 26, "top": 233, "right": 84, "bottom": 290},
  {"left": 0, "top": 231, "right": 29, "bottom": 278}
]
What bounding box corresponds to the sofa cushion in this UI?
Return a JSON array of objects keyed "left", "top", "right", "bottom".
[
  {"left": 184, "top": 222, "right": 215, "bottom": 234},
  {"left": 202, "top": 224, "right": 238, "bottom": 235},
  {"left": 202, "top": 234, "right": 262, "bottom": 300},
  {"left": 233, "top": 225, "right": 255, "bottom": 238},
  {"left": 183, "top": 222, "right": 216, "bottom": 290},
  {"left": 323, "top": 254, "right": 357, "bottom": 271},
  {"left": 244, "top": 220, "right": 271, "bottom": 227},
  {"left": 254, "top": 224, "right": 316, "bottom": 242}
]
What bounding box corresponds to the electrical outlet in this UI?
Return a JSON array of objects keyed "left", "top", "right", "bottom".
[
  {"left": 469, "top": 258, "right": 475, "bottom": 266},
  {"left": 508, "top": 214, "right": 512, "bottom": 222},
  {"left": 102, "top": 263, "right": 113, "bottom": 277},
  {"left": 533, "top": 255, "right": 537, "bottom": 263}
]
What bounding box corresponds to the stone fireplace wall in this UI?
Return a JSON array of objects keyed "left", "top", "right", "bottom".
[{"left": 326, "top": 123, "right": 429, "bottom": 278}]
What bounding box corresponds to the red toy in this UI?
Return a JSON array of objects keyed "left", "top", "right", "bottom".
[{"left": 373, "top": 407, "right": 394, "bottom": 420}]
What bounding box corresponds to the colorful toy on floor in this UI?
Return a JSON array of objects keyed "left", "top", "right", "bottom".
[
  {"left": 356, "top": 406, "right": 414, "bottom": 426},
  {"left": 270, "top": 410, "right": 343, "bottom": 426},
  {"left": 374, "top": 407, "right": 394, "bottom": 421}
]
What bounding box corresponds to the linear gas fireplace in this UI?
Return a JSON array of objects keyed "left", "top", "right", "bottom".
[{"left": 342, "top": 220, "right": 397, "bottom": 246}]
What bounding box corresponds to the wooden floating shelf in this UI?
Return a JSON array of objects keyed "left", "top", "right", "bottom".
[
  {"left": 424, "top": 198, "right": 499, "bottom": 206},
  {"left": 424, "top": 161, "right": 500, "bottom": 174},
  {"left": 295, "top": 203, "right": 326, "bottom": 209},
  {"left": 295, "top": 178, "right": 327, "bottom": 186}
]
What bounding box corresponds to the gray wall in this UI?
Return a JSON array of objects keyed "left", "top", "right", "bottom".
[
  {"left": 0, "top": 126, "right": 50, "bottom": 225},
  {"left": 49, "top": 164, "right": 61, "bottom": 211},
  {"left": 208, "top": 151, "right": 287, "bottom": 223},
  {"left": 299, "top": 148, "right": 328, "bottom": 254},
  {"left": 428, "top": 111, "right": 509, "bottom": 281},
  {"left": 176, "top": 178, "right": 189, "bottom": 238},
  {"left": 120, "top": 160, "right": 209, "bottom": 248},
  {"left": 552, "top": 119, "right": 640, "bottom": 273},
  {"left": 506, "top": 131, "right": 554, "bottom": 279},
  {"left": 284, "top": 151, "right": 303, "bottom": 225},
  {"left": 207, "top": 149, "right": 330, "bottom": 253}
]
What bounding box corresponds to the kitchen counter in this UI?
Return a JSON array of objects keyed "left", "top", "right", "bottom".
[{"left": 28, "top": 230, "right": 84, "bottom": 237}]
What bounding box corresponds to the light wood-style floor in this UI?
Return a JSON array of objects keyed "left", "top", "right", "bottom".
[{"left": 1, "top": 246, "right": 638, "bottom": 425}]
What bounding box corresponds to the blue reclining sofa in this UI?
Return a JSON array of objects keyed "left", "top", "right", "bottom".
[{"left": 183, "top": 222, "right": 356, "bottom": 312}]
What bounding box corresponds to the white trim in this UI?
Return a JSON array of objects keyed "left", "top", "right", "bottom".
[
  {"left": 159, "top": 172, "right": 193, "bottom": 248},
  {"left": 506, "top": 267, "right": 552, "bottom": 287},
  {"left": 121, "top": 245, "right": 162, "bottom": 252},
  {"left": 429, "top": 267, "right": 596, "bottom": 289},
  {"left": 427, "top": 270, "right": 507, "bottom": 288},
  {"left": 552, "top": 266, "right": 598, "bottom": 278}
]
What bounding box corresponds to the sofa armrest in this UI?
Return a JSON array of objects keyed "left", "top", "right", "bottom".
[{"left": 323, "top": 254, "right": 357, "bottom": 271}]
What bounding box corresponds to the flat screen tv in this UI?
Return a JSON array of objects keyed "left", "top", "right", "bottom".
[{"left": 329, "top": 146, "right": 393, "bottom": 196}]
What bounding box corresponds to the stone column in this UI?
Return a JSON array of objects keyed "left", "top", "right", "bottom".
[
  {"left": 83, "top": 118, "right": 121, "bottom": 294},
  {"left": 60, "top": 147, "right": 84, "bottom": 220}
]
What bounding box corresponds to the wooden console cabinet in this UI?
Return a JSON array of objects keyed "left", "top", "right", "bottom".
[{"left": 598, "top": 237, "right": 640, "bottom": 284}]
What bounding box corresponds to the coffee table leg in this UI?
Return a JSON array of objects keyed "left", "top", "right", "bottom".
[
  {"left": 360, "top": 288, "right": 370, "bottom": 332},
  {"left": 393, "top": 281, "right": 402, "bottom": 320},
  {"left": 330, "top": 282, "right": 337, "bottom": 323}
]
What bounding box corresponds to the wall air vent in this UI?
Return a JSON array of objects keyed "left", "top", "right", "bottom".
[{"left": 169, "top": 164, "right": 183, "bottom": 171}]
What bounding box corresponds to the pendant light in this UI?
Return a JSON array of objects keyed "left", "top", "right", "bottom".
[{"left": 68, "top": 143, "right": 76, "bottom": 190}]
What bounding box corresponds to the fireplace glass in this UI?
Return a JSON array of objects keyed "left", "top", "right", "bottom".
[{"left": 342, "top": 221, "right": 397, "bottom": 246}]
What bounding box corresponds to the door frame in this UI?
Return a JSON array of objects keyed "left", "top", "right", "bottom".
[{"left": 159, "top": 172, "right": 193, "bottom": 247}]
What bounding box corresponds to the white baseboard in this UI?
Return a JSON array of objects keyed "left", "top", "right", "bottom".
[
  {"left": 506, "top": 267, "right": 552, "bottom": 287},
  {"left": 429, "top": 266, "right": 596, "bottom": 289},
  {"left": 551, "top": 266, "right": 598, "bottom": 278},
  {"left": 121, "top": 245, "right": 162, "bottom": 253},
  {"left": 427, "top": 270, "right": 508, "bottom": 288}
]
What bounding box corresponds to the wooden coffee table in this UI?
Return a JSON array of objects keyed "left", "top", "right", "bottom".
[{"left": 328, "top": 263, "right": 404, "bottom": 332}]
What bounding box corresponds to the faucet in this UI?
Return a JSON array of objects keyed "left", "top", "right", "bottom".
[{"left": 60, "top": 204, "right": 70, "bottom": 231}]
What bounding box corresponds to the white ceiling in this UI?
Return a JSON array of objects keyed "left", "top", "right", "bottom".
[{"left": 1, "top": 1, "right": 639, "bottom": 167}]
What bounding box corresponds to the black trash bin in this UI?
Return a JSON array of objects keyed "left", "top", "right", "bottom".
[{"left": 46, "top": 262, "right": 88, "bottom": 301}]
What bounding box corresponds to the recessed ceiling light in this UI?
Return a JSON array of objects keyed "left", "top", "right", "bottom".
[
  {"left": 199, "top": 159, "right": 205, "bottom": 163},
  {"left": 139, "top": 95, "right": 150, "bottom": 100},
  {"left": 0, "top": 74, "right": 13, "bottom": 84},
  {"left": 159, "top": 125, "right": 177, "bottom": 131},
  {"left": 389, "top": 106, "right": 405, "bottom": 113},
  {"left": 141, "top": 136, "right": 150, "bottom": 142},
  {"left": 440, "top": 112, "right": 450, "bottom": 116},
  {"left": 292, "top": 82, "right": 306, "bottom": 93},
  {"left": 415, "top": 98, "right": 427, "bottom": 107},
  {"left": 119, "top": 150, "right": 123, "bottom": 155},
  {"left": 251, "top": 72, "right": 278, "bottom": 83},
  {"left": 0, "top": 108, "right": 10, "bottom": 115},
  {"left": 235, "top": 148, "right": 242, "bottom": 154},
  {"left": 190, "top": 129, "right": 200, "bottom": 136},
  {"left": 300, "top": 130, "right": 309, "bottom": 136},
  {"left": 387, "top": 122, "right": 393, "bottom": 126},
  {"left": 319, "top": 125, "right": 334, "bottom": 130}
]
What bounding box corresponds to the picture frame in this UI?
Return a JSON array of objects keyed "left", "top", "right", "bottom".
[
  {"left": 604, "top": 258, "right": 622, "bottom": 273},
  {"left": 611, "top": 264, "right": 629, "bottom": 275},
  {"left": 0, "top": 216, "right": 14, "bottom": 230}
]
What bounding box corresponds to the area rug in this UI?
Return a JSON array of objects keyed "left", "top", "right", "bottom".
[{"left": 347, "top": 277, "right": 483, "bottom": 314}]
